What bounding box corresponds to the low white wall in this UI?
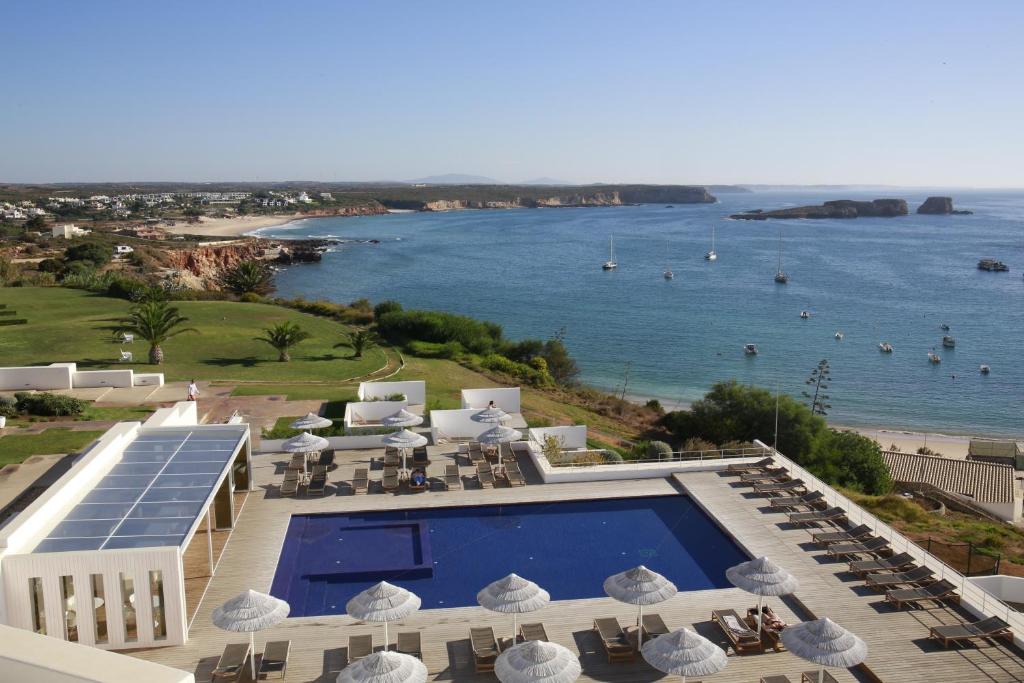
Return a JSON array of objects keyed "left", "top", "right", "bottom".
[
  {"left": 525, "top": 442, "right": 756, "bottom": 483},
  {"left": 144, "top": 402, "right": 198, "bottom": 428},
  {"left": 71, "top": 369, "right": 135, "bottom": 388},
  {"left": 528, "top": 426, "right": 588, "bottom": 450},
  {"left": 970, "top": 575, "right": 1024, "bottom": 604},
  {"left": 344, "top": 400, "right": 407, "bottom": 428},
  {"left": 965, "top": 497, "right": 1020, "bottom": 524},
  {"left": 359, "top": 380, "right": 426, "bottom": 405},
  {"left": 133, "top": 373, "right": 164, "bottom": 387},
  {"left": 430, "top": 409, "right": 494, "bottom": 442},
  {"left": 461, "top": 387, "right": 520, "bottom": 413},
  {"left": 0, "top": 365, "right": 74, "bottom": 391},
  {"left": 259, "top": 433, "right": 389, "bottom": 452}
]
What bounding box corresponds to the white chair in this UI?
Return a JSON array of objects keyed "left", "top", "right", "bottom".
[
  {"left": 121, "top": 333, "right": 134, "bottom": 344},
  {"left": 119, "top": 349, "right": 133, "bottom": 362}
]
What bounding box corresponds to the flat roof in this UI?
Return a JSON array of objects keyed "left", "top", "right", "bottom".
[{"left": 34, "top": 427, "right": 246, "bottom": 553}]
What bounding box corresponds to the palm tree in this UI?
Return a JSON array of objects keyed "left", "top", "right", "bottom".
[
  {"left": 219, "top": 260, "right": 275, "bottom": 296},
  {"left": 256, "top": 322, "right": 310, "bottom": 362},
  {"left": 122, "top": 301, "right": 198, "bottom": 365},
  {"left": 337, "top": 328, "right": 377, "bottom": 358}
]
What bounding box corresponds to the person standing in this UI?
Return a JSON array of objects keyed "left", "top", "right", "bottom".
[{"left": 187, "top": 379, "right": 199, "bottom": 402}]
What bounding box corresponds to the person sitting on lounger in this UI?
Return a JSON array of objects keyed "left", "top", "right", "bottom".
[
  {"left": 411, "top": 469, "right": 427, "bottom": 487},
  {"left": 750, "top": 606, "right": 787, "bottom": 633}
]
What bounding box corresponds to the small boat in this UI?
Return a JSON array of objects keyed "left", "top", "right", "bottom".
[
  {"left": 704, "top": 226, "right": 717, "bottom": 261},
  {"left": 942, "top": 335, "right": 956, "bottom": 348},
  {"left": 602, "top": 235, "right": 617, "bottom": 270},
  {"left": 800, "top": 310, "right": 811, "bottom": 319},
  {"left": 744, "top": 343, "right": 759, "bottom": 356},
  {"left": 980, "top": 364, "right": 991, "bottom": 374},
  {"left": 774, "top": 231, "right": 788, "bottom": 283},
  {"left": 663, "top": 269, "right": 674, "bottom": 280},
  {"left": 977, "top": 258, "right": 1009, "bottom": 272},
  {"left": 834, "top": 331, "right": 844, "bottom": 340},
  {"left": 665, "top": 205, "right": 674, "bottom": 208},
  {"left": 940, "top": 323, "right": 950, "bottom": 331},
  {"left": 879, "top": 342, "right": 894, "bottom": 353},
  {"left": 928, "top": 351, "right": 941, "bottom": 364}
]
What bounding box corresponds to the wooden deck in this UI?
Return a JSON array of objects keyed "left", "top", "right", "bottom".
[{"left": 127, "top": 449, "right": 1024, "bottom": 682}]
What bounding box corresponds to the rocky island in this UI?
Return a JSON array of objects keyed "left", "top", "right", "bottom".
[
  {"left": 917, "top": 196, "right": 972, "bottom": 215},
  {"left": 731, "top": 198, "right": 908, "bottom": 220}
]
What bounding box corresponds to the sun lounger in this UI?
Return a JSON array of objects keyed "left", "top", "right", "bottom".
[
  {"left": 212, "top": 642, "right": 251, "bottom": 680},
  {"left": 396, "top": 631, "right": 422, "bottom": 659},
  {"left": 930, "top": 615, "right": 1013, "bottom": 648},
  {"left": 760, "top": 677, "right": 794, "bottom": 683},
  {"left": 444, "top": 464, "right": 462, "bottom": 490},
  {"left": 740, "top": 468, "right": 789, "bottom": 483},
  {"left": 769, "top": 490, "right": 825, "bottom": 510},
  {"left": 349, "top": 634, "right": 372, "bottom": 662},
  {"left": 504, "top": 461, "right": 525, "bottom": 487},
  {"left": 812, "top": 523, "right": 873, "bottom": 546},
  {"left": 825, "top": 536, "right": 890, "bottom": 559},
  {"left": 258, "top": 640, "right": 290, "bottom": 679},
  {"left": 727, "top": 457, "right": 774, "bottom": 473},
  {"left": 519, "top": 622, "right": 548, "bottom": 642},
  {"left": 307, "top": 465, "right": 327, "bottom": 496},
  {"left": 469, "top": 443, "right": 485, "bottom": 463},
  {"left": 287, "top": 453, "right": 306, "bottom": 471},
  {"left": 318, "top": 449, "right": 335, "bottom": 468},
  {"left": 381, "top": 467, "right": 399, "bottom": 492},
  {"left": 593, "top": 617, "right": 635, "bottom": 662},
  {"left": 280, "top": 470, "right": 299, "bottom": 497},
  {"left": 885, "top": 579, "right": 959, "bottom": 609},
  {"left": 642, "top": 613, "right": 669, "bottom": 639},
  {"left": 787, "top": 506, "right": 846, "bottom": 526},
  {"left": 383, "top": 450, "right": 401, "bottom": 467},
  {"left": 412, "top": 446, "right": 430, "bottom": 467},
  {"left": 849, "top": 552, "right": 917, "bottom": 576},
  {"left": 753, "top": 478, "right": 806, "bottom": 495},
  {"left": 352, "top": 467, "right": 368, "bottom": 493},
  {"left": 711, "top": 608, "right": 762, "bottom": 654},
  {"left": 470, "top": 626, "right": 500, "bottom": 672},
  {"left": 864, "top": 565, "right": 935, "bottom": 590},
  {"left": 477, "top": 462, "right": 495, "bottom": 488},
  {"left": 801, "top": 672, "right": 838, "bottom": 683}
]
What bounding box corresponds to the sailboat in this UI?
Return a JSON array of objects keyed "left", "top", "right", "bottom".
[
  {"left": 704, "top": 226, "right": 717, "bottom": 261},
  {"left": 602, "top": 235, "right": 617, "bottom": 270},
  {"left": 774, "top": 231, "right": 788, "bottom": 283}
]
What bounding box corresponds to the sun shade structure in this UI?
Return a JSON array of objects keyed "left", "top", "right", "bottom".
[
  {"left": 346, "top": 581, "right": 422, "bottom": 645},
  {"left": 477, "top": 424, "right": 523, "bottom": 467},
  {"left": 477, "top": 573, "right": 551, "bottom": 645},
  {"left": 604, "top": 565, "right": 677, "bottom": 649},
  {"left": 383, "top": 409, "right": 424, "bottom": 428},
  {"left": 781, "top": 617, "right": 868, "bottom": 683},
  {"left": 726, "top": 556, "right": 798, "bottom": 640},
  {"left": 473, "top": 406, "right": 510, "bottom": 424},
  {"left": 383, "top": 428, "right": 429, "bottom": 471},
  {"left": 282, "top": 431, "right": 329, "bottom": 454},
  {"left": 337, "top": 650, "right": 428, "bottom": 683},
  {"left": 495, "top": 640, "right": 581, "bottom": 683},
  {"left": 212, "top": 589, "right": 290, "bottom": 680},
  {"left": 290, "top": 412, "right": 333, "bottom": 430},
  {"left": 641, "top": 627, "right": 728, "bottom": 683}
]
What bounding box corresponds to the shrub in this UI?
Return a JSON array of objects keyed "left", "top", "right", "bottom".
[
  {"left": 406, "top": 340, "right": 464, "bottom": 359},
  {"left": 15, "top": 392, "right": 87, "bottom": 417},
  {"left": 645, "top": 399, "right": 664, "bottom": 413},
  {"left": 646, "top": 440, "right": 673, "bottom": 460},
  {"left": 0, "top": 395, "right": 17, "bottom": 417},
  {"left": 37, "top": 258, "right": 64, "bottom": 273},
  {"left": 384, "top": 393, "right": 406, "bottom": 401},
  {"left": 350, "top": 298, "right": 372, "bottom": 311},
  {"left": 377, "top": 309, "right": 502, "bottom": 355},
  {"left": 373, "top": 299, "right": 402, "bottom": 321},
  {"left": 683, "top": 437, "right": 718, "bottom": 452},
  {"left": 239, "top": 292, "right": 265, "bottom": 303},
  {"left": 480, "top": 353, "right": 546, "bottom": 385},
  {"left": 105, "top": 275, "right": 149, "bottom": 300},
  {"left": 64, "top": 242, "right": 111, "bottom": 267}
]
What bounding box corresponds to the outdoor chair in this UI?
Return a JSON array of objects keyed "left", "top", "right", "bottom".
[
  {"left": 849, "top": 552, "right": 917, "bottom": 576},
  {"left": 352, "top": 467, "right": 368, "bottom": 494},
  {"left": 812, "top": 524, "right": 873, "bottom": 546},
  {"left": 642, "top": 613, "right": 670, "bottom": 639},
  {"left": 825, "top": 536, "right": 890, "bottom": 559},
  {"left": 317, "top": 449, "right": 335, "bottom": 469},
  {"left": 287, "top": 453, "right": 306, "bottom": 472},
  {"left": 760, "top": 677, "right": 794, "bottom": 683},
  {"left": 121, "top": 332, "right": 134, "bottom": 344},
  {"left": 712, "top": 608, "right": 762, "bottom": 654},
  {"left": 769, "top": 490, "right": 826, "bottom": 510},
  {"left": 396, "top": 631, "right": 422, "bottom": 659},
  {"left": 787, "top": 506, "right": 846, "bottom": 526},
  {"left": 739, "top": 468, "right": 789, "bottom": 483},
  {"left": 885, "top": 579, "right": 959, "bottom": 609},
  {"left": 864, "top": 565, "right": 936, "bottom": 590},
  {"left": 504, "top": 461, "right": 526, "bottom": 487},
  {"left": 118, "top": 349, "right": 133, "bottom": 362},
  {"left": 801, "top": 672, "right": 839, "bottom": 683},
  {"left": 519, "top": 622, "right": 548, "bottom": 642},
  {"left": 280, "top": 470, "right": 299, "bottom": 497},
  {"left": 593, "top": 617, "right": 635, "bottom": 662},
  {"left": 753, "top": 478, "right": 806, "bottom": 495},
  {"left": 470, "top": 626, "right": 500, "bottom": 672},
  {"left": 727, "top": 457, "right": 774, "bottom": 474},
  {"left": 258, "top": 640, "right": 290, "bottom": 680},
  {"left": 929, "top": 615, "right": 1013, "bottom": 648},
  {"left": 348, "top": 634, "right": 372, "bottom": 662},
  {"left": 477, "top": 462, "right": 495, "bottom": 488},
  {"left": 469, "top": 442, "right": 485, "bottom": 464},
  {"left": 412, "top": 445, "right": 430, "bottom": 467},
  {"left": 306, "top": 465, "right": 327, "bottom": 496},
  {"left": 211, "top": 642, "right": 251, "bottom": 680},
  {"left": 383, "top": 449, "right": 401, "bottom": 467},
  {"left": 444, "top": 464, "right": 461, "bottom": 490},
  {"left": 381, "top": 466, "right": 399, "bottom": 492}
]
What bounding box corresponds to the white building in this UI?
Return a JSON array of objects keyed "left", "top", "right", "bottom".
[
  {"left": 114, "top": 245, "right": 134, "bottom": 255},
  {"left": 52, "top": 224, "right": 92, "bottom": 239},
  {"left": 296, "top": 192, "right": 312, "bottom": 203}
]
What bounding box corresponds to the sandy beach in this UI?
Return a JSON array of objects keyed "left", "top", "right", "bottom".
[
  {"left": 852, "top": 427, "right": 973, "bottom": 459},
  {"left": 164, "top": 213, "right": 303, "bottom": 237}
]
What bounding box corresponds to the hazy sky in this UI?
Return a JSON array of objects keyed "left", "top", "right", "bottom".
[{"left": 3, "top": 0, "right": 1022, "bottom": 186}]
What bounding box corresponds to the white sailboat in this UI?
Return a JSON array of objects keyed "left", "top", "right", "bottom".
[
  {"left": 602, "top": 235, "right": 617, "bottom": 270},
  {"left": 774, "top": 230, "right": 788, "bottom": 283},
  {"left": 704, "top": 226, "right": 717, "bottom": 261}
]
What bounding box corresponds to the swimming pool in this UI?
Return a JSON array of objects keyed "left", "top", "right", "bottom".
[{"left": 270, "top": 495, "right": 748, "bottom": 617}]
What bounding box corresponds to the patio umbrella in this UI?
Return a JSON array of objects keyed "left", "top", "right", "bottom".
[
  {"left": 477, "top": 424, "right": 522, "bottom": 467},
  {"left": 725, "top": 556, "right": 798, "bottom": 641},
  {"left": 473, "top": 406, "right": 509, "bottom": 424},
  {"left": 383, "top": 409, "right": 424, "bottom": 428},
  {"left": 603, "top": 565, "right": 677, "bottom": 650},
  {"left": 290, "top": 412, "right": 333, "bottom": 430},
  {"left": 477, "top": 573, "right": 550, "bottom": 645},
  {"left": 282, "top": 431, "right": 329, "bottom": 454},
  {"left": 337, "top": 651, "right": 427, "bottom": 683},
  {"left": 781, "top": 617, "right": 867, "bottom": 683},
  {"left": 383, "top": 428, "right": 428, "bottom": 471},
  {"left": 641, "top": 627, "right": 728, "bottom": 683},
  {"left": 495, "top": 640, "right": 581, "bottom": 683},
  {"left": 346, "top": 581, "right": 421, "bottom": 646},
  {"left": 212, "top": 589, "right": 290, "bottom": 681}
]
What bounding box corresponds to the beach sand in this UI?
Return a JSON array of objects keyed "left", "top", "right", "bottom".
[
  {"left": 853, "top": 427, "right": 972, "bottom": 459},
  {"left": 164, "top": 214, "right": 302, "bottom": 237}
]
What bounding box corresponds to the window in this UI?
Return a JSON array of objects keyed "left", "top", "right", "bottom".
[
  {"left": 149, "top": 570, "right": 166, "bottom": 640},
  {"left": 28, "top": 577, "right": 46, "bottom": 635},
  {"left": 120, "top": 573, "right": 137, "bottom": 642},
  {"left": 59, "top": 575, "right": 77, "bottom": 642},
  {"left": 91, "top": 574, "right": 107, "bottom": 644}
]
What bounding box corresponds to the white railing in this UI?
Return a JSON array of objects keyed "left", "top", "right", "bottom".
[
  {"left": 754, "top": 439, "right": 1024, "bottom": 642},
  {"left": 543, "top": 445, "right": 768, "bottom": 468}
]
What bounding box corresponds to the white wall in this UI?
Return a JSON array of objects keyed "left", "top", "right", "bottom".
[
  {"left": 259, "top": 433, "right": 389, "bottom": 452},
  {"left": 132, "top": 373, "right": 164, "bottom": 387},
  {"left": 461, "top": 387, "right": 520, "bottom": 413},
  {"left": 344, "top": 400, "right": 408, "bottom": 429},
  {"left": 430, "top": 409, "right": 494, "bottom": 442},
  {"left": 143, "top": 402, "right": 198, "bottom": 428},
  {"left": 969, "top": 575, "right": 1024, "bottom": 604},
  {"left": 71, "top": 370, "right": 135, "bottom": 389},
  {"left": 528, "top": 426, "right": 588, "bottom": 450},
  {"left": 0, "top": 366, "right": 74, "bottom": 391},
  {"left": 359, "top": 381, "right": 425, "bottom": 405}
]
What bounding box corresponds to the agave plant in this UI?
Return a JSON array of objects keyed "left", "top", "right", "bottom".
[
  {"left": 122, "top": 301, "right": 198, "bottom": 365},
  {"left": 256, "top": 321, "right": 311, "bottom": 362}
]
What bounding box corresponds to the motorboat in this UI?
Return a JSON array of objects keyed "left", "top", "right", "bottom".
[
  {"left": 879, "top": 342, "right": 893, "bottom": 353},
  {"left": 744, "top": 343, "right": 759, "bottom": 356},
  {"left": 942, "top": 335, "right": 956, "bottom": 348},
  {"left": 834, "top": 331, "right": 844, "bottom": 340},
  {"left": 663, "top": 270, "right": 674, "bottom": 280},
  {"left": 977, "top": 258, "right": 1009, "bottom": 272},
  {"left": 928, "top": 351, "right": 941, "bottom": 364},
  {"left": 800, "top": 310, "right": 811, "bottom": 319},
  {"left": 940, "top": 323, "right": 950, "bottom": 331},
  {"left": 602, "top": 235, "right": 617, "bottom": 270},
  {"left": 980, "top": 364, "right": 991, "bottom": 374}
]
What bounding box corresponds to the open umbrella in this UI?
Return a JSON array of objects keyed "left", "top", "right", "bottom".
[
  {"left": 603, "top": 565, "right": 677, "bottom": 650},
  {"left": 383, "top": 428, "right": 428, "bottom": 471},
  {"left": 282, "top": 431, "right": 329, "bottom": 454},
  {"left": 337, "top": 651, "right": 427, "bottom": 683},
  {"left": 473, "top": 406, "right": 509, "bottom": 424},
  {"left": 212, "top": 589, "right": 290, "bottom": 681},
  {"left": 781, "top": 617, "right": 867, "bottom": 683},
  {"left": 477, "top": 424, "right": 522, "bottom": 468},
  {"left": 641, "top": 627, "right": 728, "bottom": 683},
  {"left": 496, "top": 640, "right": 581, "bottom": 683},
  {"left": 383, "top": 409, "right": 424, "bottom": 428},
  {"left": 477, "top": 573, "right": 550, "bottom": 646},
  {"left": 346, "top": 581, "right": 421, "bottom": 647},
  {"left": 290, "top": 412, "right": 333, "bottom": 430},
  {"left": 726, "top": 556, "right": 798, "bottom": 641}
]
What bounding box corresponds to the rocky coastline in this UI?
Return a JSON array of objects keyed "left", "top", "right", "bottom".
[
  {"left": 731, "top": 198, "right": 908, "bottom": 220},
  {"left": 916, "top": 196, "right": 972, "bottom": 215}
]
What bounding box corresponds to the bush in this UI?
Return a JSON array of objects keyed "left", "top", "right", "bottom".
[
  {"left": 683, "top": 437, "right": 718, "bottom": 452},
  {"left": 373, "top": 300, "right": 402, "bottom": 321},
  {"left": 480, "top": 353, "right": 546, "bottom": 385},
  {"left": 377, "top": 309, "right": 502, "bottom": 355},
  {"left": 806, "top": 429, "right": 892, "bottom": 495},
  {"left": 105, "top": 275, "right": 149, "bottom": 300},
  {"left": 239, "top": 292, "right": 265, "bottom": 303},
  {"left": 14, "top": 392, "right": 87, "bottom": 417},
  {"left": 37, "top": 258, "right": 64, "bottom": 273},
  {"left": 646, "top": 440, "right": 673, "bottom": 459},
  {"left": 64, "top": 242, "right": 111, "bottom": 267},
  {"left": 0, "top": 395, "right": 17, "bottom": 417},
  {"left": 406, "top": 340, "right": 464, "bottom": 359},
  {"left": 645, "top": 399, "right": 664, "bottom": 413}
]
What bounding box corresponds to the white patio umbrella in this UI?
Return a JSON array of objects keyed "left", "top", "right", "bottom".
[
  {"left": 337, "top": 650, "right": 427, "bottom": 683},
  {"left": 495, "top": 640, "right": 581, "bottom": 683},
  {"left": 212, "top": 589, "right": 290, "bottom": 681},
  {"left": 477, "top": 573, "right": 550, "bottom": 645},
  {"left": 781, "top": 617, "right": 867, "bottom": 683},
  {"left": 346, "top": 581, "right": 421, "bottom": 646},
  {"left": 290, "top": 412, "right": 333, "bottom": 430},
  {"left": 726, "top": 556, "right": 798, "bottom": 641},
  {"left": 282, "top": 431, "right": 330, "bottom": 454},
  {"left": 477, "top": 425, "right": 522, "bottom": 467},
  {"left": 641, "top": 627, "right": 728, "bottom": 683},
  {"left": 603, "top": 565, "right": 677, "bottom": 650},
  {"left": 383, "top": 428, "right": 428, "bottom": 471},
  {"left": 383, "top": 409, "right": 424, "bottom": 428},
  {"left": 473, "top": 406, "right": 509, "bottom": 424}
]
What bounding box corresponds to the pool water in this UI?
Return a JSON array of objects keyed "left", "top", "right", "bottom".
[{"left": 270, "top": 495, "right": 748, "bottom": 617}]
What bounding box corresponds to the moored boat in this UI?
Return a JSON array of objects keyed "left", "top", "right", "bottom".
[
  {"left": 928, "top": 350, "right": 941, "bottom": 364},
  {"left": 942, "top": 335, "right": 956, "bottom": 348},
  {"left": 744, "top": 343, "right": 758, "bottom": 355},
  {"left": 879, "top": 342, "right": 893, "bottom": 353}
]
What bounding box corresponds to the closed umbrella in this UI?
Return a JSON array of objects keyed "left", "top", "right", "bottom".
[
  {"left": 477, "top": 573, "right": 550, "bottom": 646},
  {"left": 496, "top": 640, "right": 580, "bottom": 683},
  {"left": 212, "top": 589, "right": 290, "bottom": 681},
  {"left": 473, "top": 406, "right": 509, "bottom": 424},
  {"left": 290, "top": 412, "right": 333, "bottom": 430},
  {"left": 337, "top": 651, "right": 427, "bottom": 683},
  {"left": 603, "top": 565, "right": 677, "bottom": 650},
  {"left": 477, "top": 425, "right": 522, "bottom": 468},
  {"left": 346, "top": 581, "right": 421, "bottom": 646},
  {"left": 383, "top": 428, "right": 428, "bottom": 472},
  {"left": 781, "top": 617, "right": 867, "bottom": 683},
  {"left": 641, "top": 627, "right": 728, "bottom": 683},
  {"left": 383, "top": 409, "right": 424, "bottom": 428},
  {"left": 726, "top": 556, "right": 798, "bottom": 641}
]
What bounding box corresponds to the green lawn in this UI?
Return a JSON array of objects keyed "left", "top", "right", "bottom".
[
  {"left": 0, "top": 288, "right": 386, "bottom": 383},
  {"left": 3, "top": 405, "right": 154, "bottom": 428},
  {"left": 0, "top": 429, "right": 104, "bottom": 464}
]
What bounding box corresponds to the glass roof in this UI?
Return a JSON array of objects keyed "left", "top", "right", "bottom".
[{"left": 34, "top": 428, "right": 246, "bottom": 553}]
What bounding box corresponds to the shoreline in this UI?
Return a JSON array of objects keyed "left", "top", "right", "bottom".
[{"left": 164, "top": 213, "right": 305, "bottom": 237}]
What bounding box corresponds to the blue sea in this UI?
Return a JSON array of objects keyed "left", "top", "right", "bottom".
[{"left": 259, "top": 190, "right": 1024, "bottom": 436}]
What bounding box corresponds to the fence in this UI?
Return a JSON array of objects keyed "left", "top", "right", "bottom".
[
  {"left": 923, "top": 537, "right": 1001, "bottom": 576},
  {"left": 541, "top": 444, "right": 768, "bottom": 468}
]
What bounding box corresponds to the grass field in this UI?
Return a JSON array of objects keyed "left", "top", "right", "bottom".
[
  {"left": 3, "top": 405, "right": 154, "bottom": 428},
  {"left": 0, "top": 428, "right": 104, "bottom": 464}
]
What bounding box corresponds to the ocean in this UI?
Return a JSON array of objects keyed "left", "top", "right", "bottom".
[{"left": 258, "top": 189, "right": 1024, "bottom": 437}]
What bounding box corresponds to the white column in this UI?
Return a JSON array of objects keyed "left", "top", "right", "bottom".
[{"left": 206, "top": 507, "right": 214, "bottom": 575}]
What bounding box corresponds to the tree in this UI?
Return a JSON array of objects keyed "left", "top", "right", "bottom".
[
  {"left": 802, "top": 359, "right": 832, "bottom": 416},
  {"left": 373, "top": 299, "right": 402, "bottom": 321},
  {"left": 256, "top": 322, "right": 310, "bottom": 362},
  {"left": 806, "top": 430, "right": 891, "bottom": 495},
  {"left": 122, "top": 301, "right": 198, "bottom": 365},
  {"left": 24, "top": 215, "right": 46, "bottom": 231},
  {"left": 219, "top": 260, "right": 275, "bottom": 296},
  {"left": 338, "top": 328, "right": 377, "bottom": 358},
  {"left": 541, "top": 332, "right": 579, "bottom": 385},
  {"left": 64, "top": 242, "right": 110, "bottom": 268}
]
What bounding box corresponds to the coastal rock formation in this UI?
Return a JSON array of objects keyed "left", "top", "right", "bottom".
[
  {"left": 916, "top": 196, "right": 972, "bottom": 215},
  {"left": 731, "top": 198, "right": 909, "bottom": 220},
  {"left": 390, "top": 185, "right": 716, "bottom": 212}
]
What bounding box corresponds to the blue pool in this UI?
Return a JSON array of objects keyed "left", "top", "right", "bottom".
[{"left": 270, "top": 495, "right": 748, "bottom": 617}]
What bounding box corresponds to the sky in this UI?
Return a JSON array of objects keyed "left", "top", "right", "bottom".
[{"left": 2, "top": 0, "right": 1022, "bottom": 186}]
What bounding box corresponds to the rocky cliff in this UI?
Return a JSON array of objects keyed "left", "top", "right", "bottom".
[
  {"left": 385, "top": 185, "right": 715, "bottom": 211},
  {"left": 160, "top": 239, "right": 327, "bottom": 289},
  {"left": 916, "top": 196, "right": 972, "bottom": 215},
  {"left": 731, "top": 198, "right": 908, "bottom": 220}
]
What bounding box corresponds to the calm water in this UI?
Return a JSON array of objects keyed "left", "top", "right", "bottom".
[{"left": 260, "top": 190, "right": 1024, "bottom": 436}]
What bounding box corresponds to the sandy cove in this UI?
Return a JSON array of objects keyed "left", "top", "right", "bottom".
[{"left": 164, "top": 213, "right": 303, "bottom": 237}]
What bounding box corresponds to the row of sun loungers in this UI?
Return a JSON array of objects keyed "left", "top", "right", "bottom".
[{"left": 212, "top": 640, "right": 290, "bottom": 680}]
